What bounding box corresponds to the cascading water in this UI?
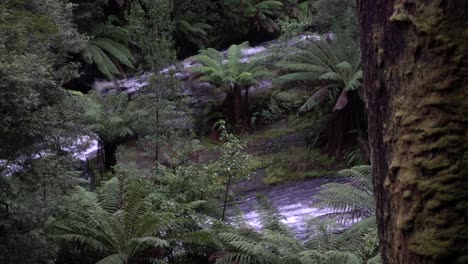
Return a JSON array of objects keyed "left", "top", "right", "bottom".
[
  {"left": 1, "top": 34, "right": 340, "bottom": 237},
  {"left": 227, "top": 178, "right": 341, "bottom": 240}
]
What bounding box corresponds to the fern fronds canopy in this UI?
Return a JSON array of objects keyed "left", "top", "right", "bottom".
[{"left": 277, "top": 32, "right": 362, "bottom": 113}]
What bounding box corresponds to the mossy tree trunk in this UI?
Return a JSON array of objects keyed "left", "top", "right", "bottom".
[{"left": 358, "top": 0, "right": 468, "bottom": 263}]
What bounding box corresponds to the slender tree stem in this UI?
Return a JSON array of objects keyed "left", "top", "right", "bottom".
[{"left": 221, "top": 174, "right": 232, "bottom": 221}]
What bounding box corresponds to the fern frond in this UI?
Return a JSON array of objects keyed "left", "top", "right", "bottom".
[
  {"left": 96, "top": 254, "right": 128, "bottom": 264},
  {"left": 92, "top": 23, "right": 131, "bottom": 45},
  {"left": 277, "top": 32, "right": 362, "bottom": 112},
  {"left": 298, "top": 86, "right": 330, "bottom": 112},
  {"left": 227, "top": 42, "right": 247, "bottom": 76},
  {"left": 91, "top": 38, "right": 135, "bottom": 67}
]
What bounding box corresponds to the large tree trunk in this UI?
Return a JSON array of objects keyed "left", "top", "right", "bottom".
[{"left": 358, "top": 1, "right": 468, "bottom": 263}]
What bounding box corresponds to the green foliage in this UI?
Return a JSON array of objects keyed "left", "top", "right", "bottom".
[
  {"left": 154, "top": 121, "right": 251, "bottom": 219},
  {"left": 81, "top": 37, "right": 135, "bottom": 80},
  {"left": 278, "top": 17, "right": 313, "bottom": 39},
  {"left": 308, "top": 0, "right": 358, "bottom": 35},
  {"left": 314, "top": 165, "right": 374, "bottom": 221},
  {"left": 191, "top": 42, "right": 271, "bottom": 126},
  {"left": 0, "top": 0, "right": 85, "bottom": 162},
  {"left": 0, "top": 2, "right": 88, "bottom": 262},
  {"left": 192, "top": 42, "right": 269, "bottom": 89},
  {"left": 0, "top": 156, "right": 83, "bottom": 264},
  {"left": 251, "top": 90, "right": 306, "bottom": 125},
  {"left": 72, "top": 0, "right": 135, "bottom": 80},
  {"left": 249, "top": 147, "right": 337, "bottom": 185},
  {"left": 171, "top": 0, "right": 221, "bottom": 55},
  {"left": 344, "top": 145, "right": 367, "bottom": 166},
  {"left": 216, "top": 120, "right": 252, "bottom": 181},
  {"left": 176, "top": 19, "right": 212, "bottom": 49},
  {"left": 309, "top": 165, "right": 380, "bottom": 261},
  {"left": 131, "top": 93, "right": 194, "bottom": 165},
  {"left": 127, "top": 0, "right": 175, "bottom": 70},
  {"left": 223, "top": 0, "right": 284, "bottom": 37},
  {"left": 83, "top": 92, "right": 147, "bottom": 145},
  {"left": 82, "top": 91, "right": 149, "bottom": 170},
  {"left": 49, "top": 176, "right": 206, "bottom": 264},
  {"left": 213, "top": 195, "right": 376, "bottom": 264},
  {"left": 125, "top": 0, "right": 197, "bottom": 166},
  {"left": 277, "top": 31, "right": 362, "bottom": 112}
]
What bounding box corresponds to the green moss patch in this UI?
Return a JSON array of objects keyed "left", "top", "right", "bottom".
[{"left": 247, "top": 147, "right": 343, "bottom": 185}]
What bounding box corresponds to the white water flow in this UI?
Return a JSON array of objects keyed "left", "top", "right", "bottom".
[
  {"left": 85, "top": 37, "right": 288, "bottom": 160},
  {"left": 227, "top": 178, "right": 343, "bottom": 240},
  {"left": 92, "top": 34, "right": 323, "bottom": 96},
  {"left": 74, "top": 35, "right": 340, "bottom": 236}
]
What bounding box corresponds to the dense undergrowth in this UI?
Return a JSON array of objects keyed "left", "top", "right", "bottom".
[{"left": 0, "top": 0, "right": 377, "bottom": 263}]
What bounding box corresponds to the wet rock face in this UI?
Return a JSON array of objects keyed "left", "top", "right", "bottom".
[
  {"left": 91, "top": 41, "right": 276, "bottom": 105},
  {"left": 91, "top": 34, "right": 322, "bottom": 99}
]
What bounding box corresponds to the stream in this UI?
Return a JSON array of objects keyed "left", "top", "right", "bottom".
[
  {"left": 2, "top": 35, "right": 338, "bottom": 238},
  {"left": 228, "top": 177, "right": 342, "bottom": 240}
]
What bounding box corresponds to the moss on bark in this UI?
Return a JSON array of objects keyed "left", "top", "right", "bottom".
[{"left": 359, "top": 0, "right": 468, "bottom": 262}]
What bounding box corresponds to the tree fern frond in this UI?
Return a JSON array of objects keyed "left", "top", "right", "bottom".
[
  {"left": 255, "top": 1, "right": 284, "bottom": 10},
  {"left": 298, "top": 86, "right": 330, "bottom": 112},
  {"left": 199, "top": 48, "right": 224, "bottom": 63},
  {"left": 345, "top": 70, "right": 363, "bottom": 91},
  {"left": 300, "top": 250, "right": 361, "bottom": 264},
  {"left": 89, "top": 45, "right": 120, "bottom": 80},
  {"left": 48, "top": 177, "right": 182, "bottom": 263},
  {"left": 98, "top": 177, "right": 124, "bottom": 213},
  {"left": 312, "top": 165, "right": 375, "bottom": 221},
  {"left": 227, "top": 42, "right": 248, "bottom": 76},
  {"left": 278, "top": 32, "right": 362, "bottom": 113},
  {"left": 92, "top": 23, "right": 131, "bottom": 45},
  {"left": 91, "top": 38, "right": 135, "bottom": 67},
  {"left": 96, "top": 254, "right": 128, "bottom": 264},
  {"left": 278, "top": 72, "right": 321, "bottom": 82},
  {"left": 192, "top": 55, "right": 223, "bottom": 72},
  {"left": 319, "top": 72, "right": 342, "bottom": 82}
]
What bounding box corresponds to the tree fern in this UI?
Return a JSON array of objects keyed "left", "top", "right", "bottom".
[
  {"left": 308, "top": 165, "right": 380, "bottom": 262},
  {"left": 176, "top": 19, "right": 212, "bottom": 49},
  {"left": 313, "top": 165, "right": 374, "bottom": 221},
  {"left": 213, "top": 195, "right": 376, "bottom": 264},
  {"left": 191, "top": 41, "right": 269, "bottom": 90},
  {"left": 82, "top": 92, "right": 148, "bottom": 170},
  {"left": 81, "top": 37, "right": 135, "bottom": 80},
  {"left": 277, "top": 31, "right": 362, "bottom": 112},
  {"left": 79, "top": 16, "right": 135, "bottom": 80},
  {"left": 49, "top": 177, "right": 209, "bottom": 263},
  {"left": 190, "top": 42, "right": 271, "bottom": 126}
]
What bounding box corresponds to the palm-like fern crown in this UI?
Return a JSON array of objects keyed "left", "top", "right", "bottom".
[
  {"left": 277, "top": 31, "right": 362, "bottom": 112},
  {"left": 176, "top": 19, "right": 212, "bottom": 48},
  {"left": 83, "top": 92, "right": 147, "bottom": 143},
  {"left": 251, "top": 0, "right": 284, "bottom": 32},
  {"left": 49, "top": 177, "right": 174, "bottom": 264},
  {"left": 81, "top": 21, "right": 135, "bottom": 80},
  {"left": 190, "top": 42, "right": 271, "bottom": 91},
  {"left": 313, "top": 165, "right": 374, "bottom": 221}
]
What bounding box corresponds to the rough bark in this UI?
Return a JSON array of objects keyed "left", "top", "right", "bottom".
[{"left": 358, "top": 0, "right": 468, "bottom": 263}]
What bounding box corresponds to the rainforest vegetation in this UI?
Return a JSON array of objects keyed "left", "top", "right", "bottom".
[{"left": 0, "top": 0, "right": 466, "bottom": 264}]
